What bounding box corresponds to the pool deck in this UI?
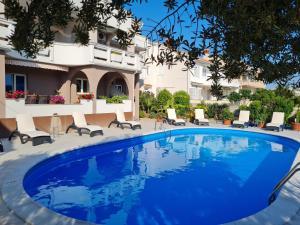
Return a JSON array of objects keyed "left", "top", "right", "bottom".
[{"left": 1, "top": 118, "right": 300, "bottom": 225}]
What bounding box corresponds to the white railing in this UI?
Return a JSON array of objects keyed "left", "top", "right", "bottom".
[
  {"left": 96, "top": 99, "right": 132, "bottom": 114},
  {"left": 0, "top": 19, "right": 143, "bottom": 71},
  {"left": 0, "top": 18, "right": 14, "bottom": 49},
  {"left": 5, "top": 99, "right": 93, "bottom": 118}
]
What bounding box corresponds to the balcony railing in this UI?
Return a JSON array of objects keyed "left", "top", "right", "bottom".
[
  {"left": 0, "top": 18, "right": 142, "bottom": 71},
  {"left": 239, "top": 80, "right": 265, "bottom": 89}
]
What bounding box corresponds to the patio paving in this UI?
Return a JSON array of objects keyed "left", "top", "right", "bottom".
[{"left": 0, "top": 118, "right": 300, "bottom": 225}]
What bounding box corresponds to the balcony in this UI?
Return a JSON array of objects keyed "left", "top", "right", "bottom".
[
  {"left": 239, "top": 80, "right": 265, "bottom": 89},
  {"left": 0, "top": 18, "right": 142, "bottom": 72}
]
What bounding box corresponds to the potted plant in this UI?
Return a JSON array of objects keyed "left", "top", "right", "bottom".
[
  {"left": 292, "top": 111, "right": 300, "bottom": 131},
  {"left": 256, "top": 113, "right": 267, "bottom": 128},
  {"left": 80, "top": 93, "right": 94, "bottom": 101},
  {"left": 49, "top": 95, "right": 65, "bottom": 104},
  {"left": 156, "top": 111, "right": 165, "bottom": 122},
  {"left": 222, "top": 108, "right": 234, "bottom": 125}
]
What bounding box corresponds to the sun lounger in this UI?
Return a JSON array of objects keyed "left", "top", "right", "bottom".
[
  {"left": 194, "top": 109, "right": 209, "bottom": 126},
  {"left": 108, "top": 109, "right": 141, "bottom": 130},
  {"left": 166, "top": 109, "right": 186, "bottom": 126},
  {"left": 66, "top": 112, "right": 104, "bottom": 137},
  {"left": 9, "top": 114, "right": 52, "bottom": 146},
  {"left": 265, "top": 112, "right": 284, "bottom": 132},
  {"left": 232, "top": 110, "right": 250, "bottom": 128}
]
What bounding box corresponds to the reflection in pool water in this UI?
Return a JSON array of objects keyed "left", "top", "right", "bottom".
[{"left": 24, "top": 129, "right": 299, "bottom": 225}]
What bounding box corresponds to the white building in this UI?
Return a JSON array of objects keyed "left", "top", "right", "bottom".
[{"left": 140, "top": 48, "right": 264, "bottom": 104}]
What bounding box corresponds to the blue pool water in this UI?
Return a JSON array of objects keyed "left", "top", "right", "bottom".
[{"left": 24, "top": 129, "right": 300, "bottom": 225}]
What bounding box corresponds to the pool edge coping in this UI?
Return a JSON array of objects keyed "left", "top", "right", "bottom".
[{"left": 2, "top": 127, "right": 300, "bottom": 225}]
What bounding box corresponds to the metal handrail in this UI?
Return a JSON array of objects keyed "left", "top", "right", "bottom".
[{"left": 268, "top": 162, "right": 300, "bottom": 205}]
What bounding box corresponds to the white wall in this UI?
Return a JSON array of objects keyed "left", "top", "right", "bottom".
[
  {"left": 5, "top": 99, "right": 93, "bottom": 118},
  {"left": 0, "top": 3, "right": 4, "bottom": 18},
  {"left": 96, "top": 99, "right": 132, "bottom": 114}
]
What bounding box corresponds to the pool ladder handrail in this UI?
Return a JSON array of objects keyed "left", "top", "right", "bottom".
[{"left": 268, "top": 162, "right": 300, "bottom": 205}]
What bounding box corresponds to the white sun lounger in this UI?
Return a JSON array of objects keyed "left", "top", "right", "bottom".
[
  {"left": 194, "top": 109, "right": 209, "bottom": 126},
  {"left": 108, "top": 109, "right": 141, "bottom": 130},
  {"left": 266, "top": 112, "right": 285, "bottom": 132},
  {"left": 166, "top": 109, "right": 186, "bottom": 126},
  {"left": 9, "top": 114, "right": 52, "bottom": 146},
  {"left": 232, "top": 110, "right": 250, "bottom": 128},
  {"left": 66, "top": 112, "right": 103, "bottom": 137}
]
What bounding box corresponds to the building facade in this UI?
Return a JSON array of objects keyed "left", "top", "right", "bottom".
[
  {"left": 0, "top": 2, "right": 147, "bottom": 137},
  {"left": 140, "top": 51, "right": 265, "bottom": 104}
]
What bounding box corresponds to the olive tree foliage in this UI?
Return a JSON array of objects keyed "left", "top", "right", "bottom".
[{"left": 3, "top": 0, "right": 300, "bottom": 97}]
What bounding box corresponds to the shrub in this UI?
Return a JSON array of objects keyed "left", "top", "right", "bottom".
[
  {"left": 227, "top": 92, "right": 241, "bottom": 103},
  {"left": 207, "top": 103, "right": 228, "bottom": 120},
  {"left": 239, "top": 104, "right": 249, "bottom": 110},
  {"left": 222, "top": 108, "right": 234, "bottom": 120},
  {"left": 239, "top": 89, "right": 252, "bottom": 99},
  {"left": 140, "top": 91, "right": 155, "bottom": 113},
  {"left": 153, "top": 89, "right": 173, "bottom": 112},
  {"left": 296, "top": 111, "right": 300, "bottom": 123},
  {"left": 49, "top": 95, "right": 65, "bottom": 104},
  {"left": 195, "top": 102, "right": 208, "bottom": 113},
  {"left": 293, "top": 96, "right": 300, "bottom": 106},
  {"left": 149, "top": 111, "right": 157, "bottom": 119},
  {"left": 251, "top": 89, "right": 275, "bottom": 107},
  {"left": 139, "top": 110, "right": 146, "bottom": 118},
  {"left": 106, "top": 95, "right": 128, "bottom": 104},
  {"left": 173, "top": 91, "right": 190, "bottom": 117},
  {"left": 98, "top": 96, "right": 107, "bottom": 100},
  {"left": 275, "top": 87, "right": 295, "bottom": 99},
  {"left": 249, "top": 100, "right": 268, "bottom": 123},
  {"left": 272, "top": 96, "right": 294, "bottom": 121}
]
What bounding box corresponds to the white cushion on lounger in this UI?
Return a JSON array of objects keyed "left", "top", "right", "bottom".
[
  {"left": 25, "top": 130, "right": 50, "bottom": 138},
  {"left": 125, "top": 121, "right": 141, "bottom": 126},
  {"left": 16, "top": 114, "right": 50, "bottom": 138},
  {"left": 16, "top": 114, "right": 37, "bottom": 133},
  {"left": 266, "top": 123, "right": 282, "bottom": 128},
  {"left": 72, "top": 112, "right": 103, "bottom": 130},
  {"left": 233, "top": 110, "right": 250, "bottom": 125},
  {"left": 85, "top": 125, "right": 103, "bottom": 132},
  {"left": 116, "top": 109, "right": 127, "bottom": 122},
  {"left": 232, "top": 120, "right": 245, "bottom": 125},
  {"left": 270, "top": 112, "right": 284, "bottom": 124},
  {"left": 195, "top": 109, "right": 209, "bottom": 123},
  {"left": 116, "top": 109, "right": 140, "bottom": 126},
  {"left": 167, "top": 109, "right": 177, "bottom": 120},
  {"left": 174, "top": 118, "right": 185, "bottom": 123}
]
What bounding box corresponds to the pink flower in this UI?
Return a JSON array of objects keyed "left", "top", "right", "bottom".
[{"left": 49, "top": 95, "right": 65, "bottom": 104}]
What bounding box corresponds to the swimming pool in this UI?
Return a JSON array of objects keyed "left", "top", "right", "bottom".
[{"left": 23, "top": 128, "right": 300, "bottom": 225}]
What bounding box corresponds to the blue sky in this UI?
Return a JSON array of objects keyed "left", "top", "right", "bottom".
[{"left": 130, "top": 1, "right": 169, "bottom": 35}]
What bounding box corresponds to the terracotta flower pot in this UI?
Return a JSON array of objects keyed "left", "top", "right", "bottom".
[
  {"left": 257, "top": 122, "right": 265, "bottom": 128},
  {"left": 292, "top": 122, "right": 300, "bottom": 131},
  {"left": 223, "top": 119, "right": 232, "bottom": 125}
]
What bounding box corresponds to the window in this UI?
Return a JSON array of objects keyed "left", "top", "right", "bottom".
[
  {"left": 114, "top": 85, "right": 123, "bottom": 93},
  {"left": 202, "top": 67, "right": 207, "bottom": 77},
  {"left": 189, "top": 87, "right": 202, "bottom": 100},
  {"left": 5, "top": 73, "right": 26, "bottom": 92},
  {"left": 76, "top": 78, "right": 89, "bottom": 93},
  {"left": 194, "top": 66, "right": 200, "bottom": 77}
]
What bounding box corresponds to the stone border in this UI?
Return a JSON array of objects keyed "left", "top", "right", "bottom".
[{"left": 1, "top": 127, "right": 300, "bottom": 225}]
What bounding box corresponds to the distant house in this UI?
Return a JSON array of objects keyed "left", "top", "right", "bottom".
[{"left": 140, "top": 48, "right": 265, "bottom": 104}]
